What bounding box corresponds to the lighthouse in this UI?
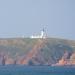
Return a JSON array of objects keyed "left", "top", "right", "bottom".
[
  {"left": 40, "top": 28, "right": 45, "bottom": 38},
  {"left": 30, "top": 28, "right": 46, "bottom": 39}
]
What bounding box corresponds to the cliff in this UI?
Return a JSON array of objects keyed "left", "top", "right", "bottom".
[{"left": 0, "top": 38, "right": 75, "bottom": 66}]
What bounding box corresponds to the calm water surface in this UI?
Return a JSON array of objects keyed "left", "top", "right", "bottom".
[{"left": 0, "top": 65, "right": 75, "bottom": 75}]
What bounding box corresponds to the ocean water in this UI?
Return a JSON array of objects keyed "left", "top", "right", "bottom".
[{"left": 0, "top": 65, "right": 75, "bottom": 75}]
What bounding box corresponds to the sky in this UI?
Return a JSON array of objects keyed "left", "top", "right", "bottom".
[{"left": 0, "top": 0, "right": 75, "bottom": 40}]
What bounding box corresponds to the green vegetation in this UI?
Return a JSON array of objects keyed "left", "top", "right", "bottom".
[{"left": 0, "top": 38, "right": 75, "bottom": 65}]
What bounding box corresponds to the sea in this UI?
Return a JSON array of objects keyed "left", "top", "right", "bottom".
[{"left": 0, "top": 65, "right": 75, "bottom": 75}]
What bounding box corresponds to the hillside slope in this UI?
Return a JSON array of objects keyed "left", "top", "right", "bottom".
[{"left": 0, "top": 38, "right": 75, "bottom": 65}]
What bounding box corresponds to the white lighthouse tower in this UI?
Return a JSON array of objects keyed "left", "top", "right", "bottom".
[
  {"left": 30, "top": 28, "right": 46, "bottom": 39},
  {"left": 40, "top": 28, "right": 45, "bottom": 38}
]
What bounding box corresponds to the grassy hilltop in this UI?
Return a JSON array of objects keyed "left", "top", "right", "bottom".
[{"left": 0, "top": 38, "right": 75, "bottom": 65}]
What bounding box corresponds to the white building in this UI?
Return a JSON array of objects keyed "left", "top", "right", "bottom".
[{"left": 30, "top": 29, "right": 46, "bottom": 39}]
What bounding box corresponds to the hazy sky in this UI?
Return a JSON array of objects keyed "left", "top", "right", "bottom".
[{"left": 0, "top": 0, "right": 75, "bottom": 39}]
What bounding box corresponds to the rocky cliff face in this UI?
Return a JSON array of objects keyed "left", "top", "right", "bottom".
[{"left": 0, "top": 38, "right": 75, "bottom": 66}]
